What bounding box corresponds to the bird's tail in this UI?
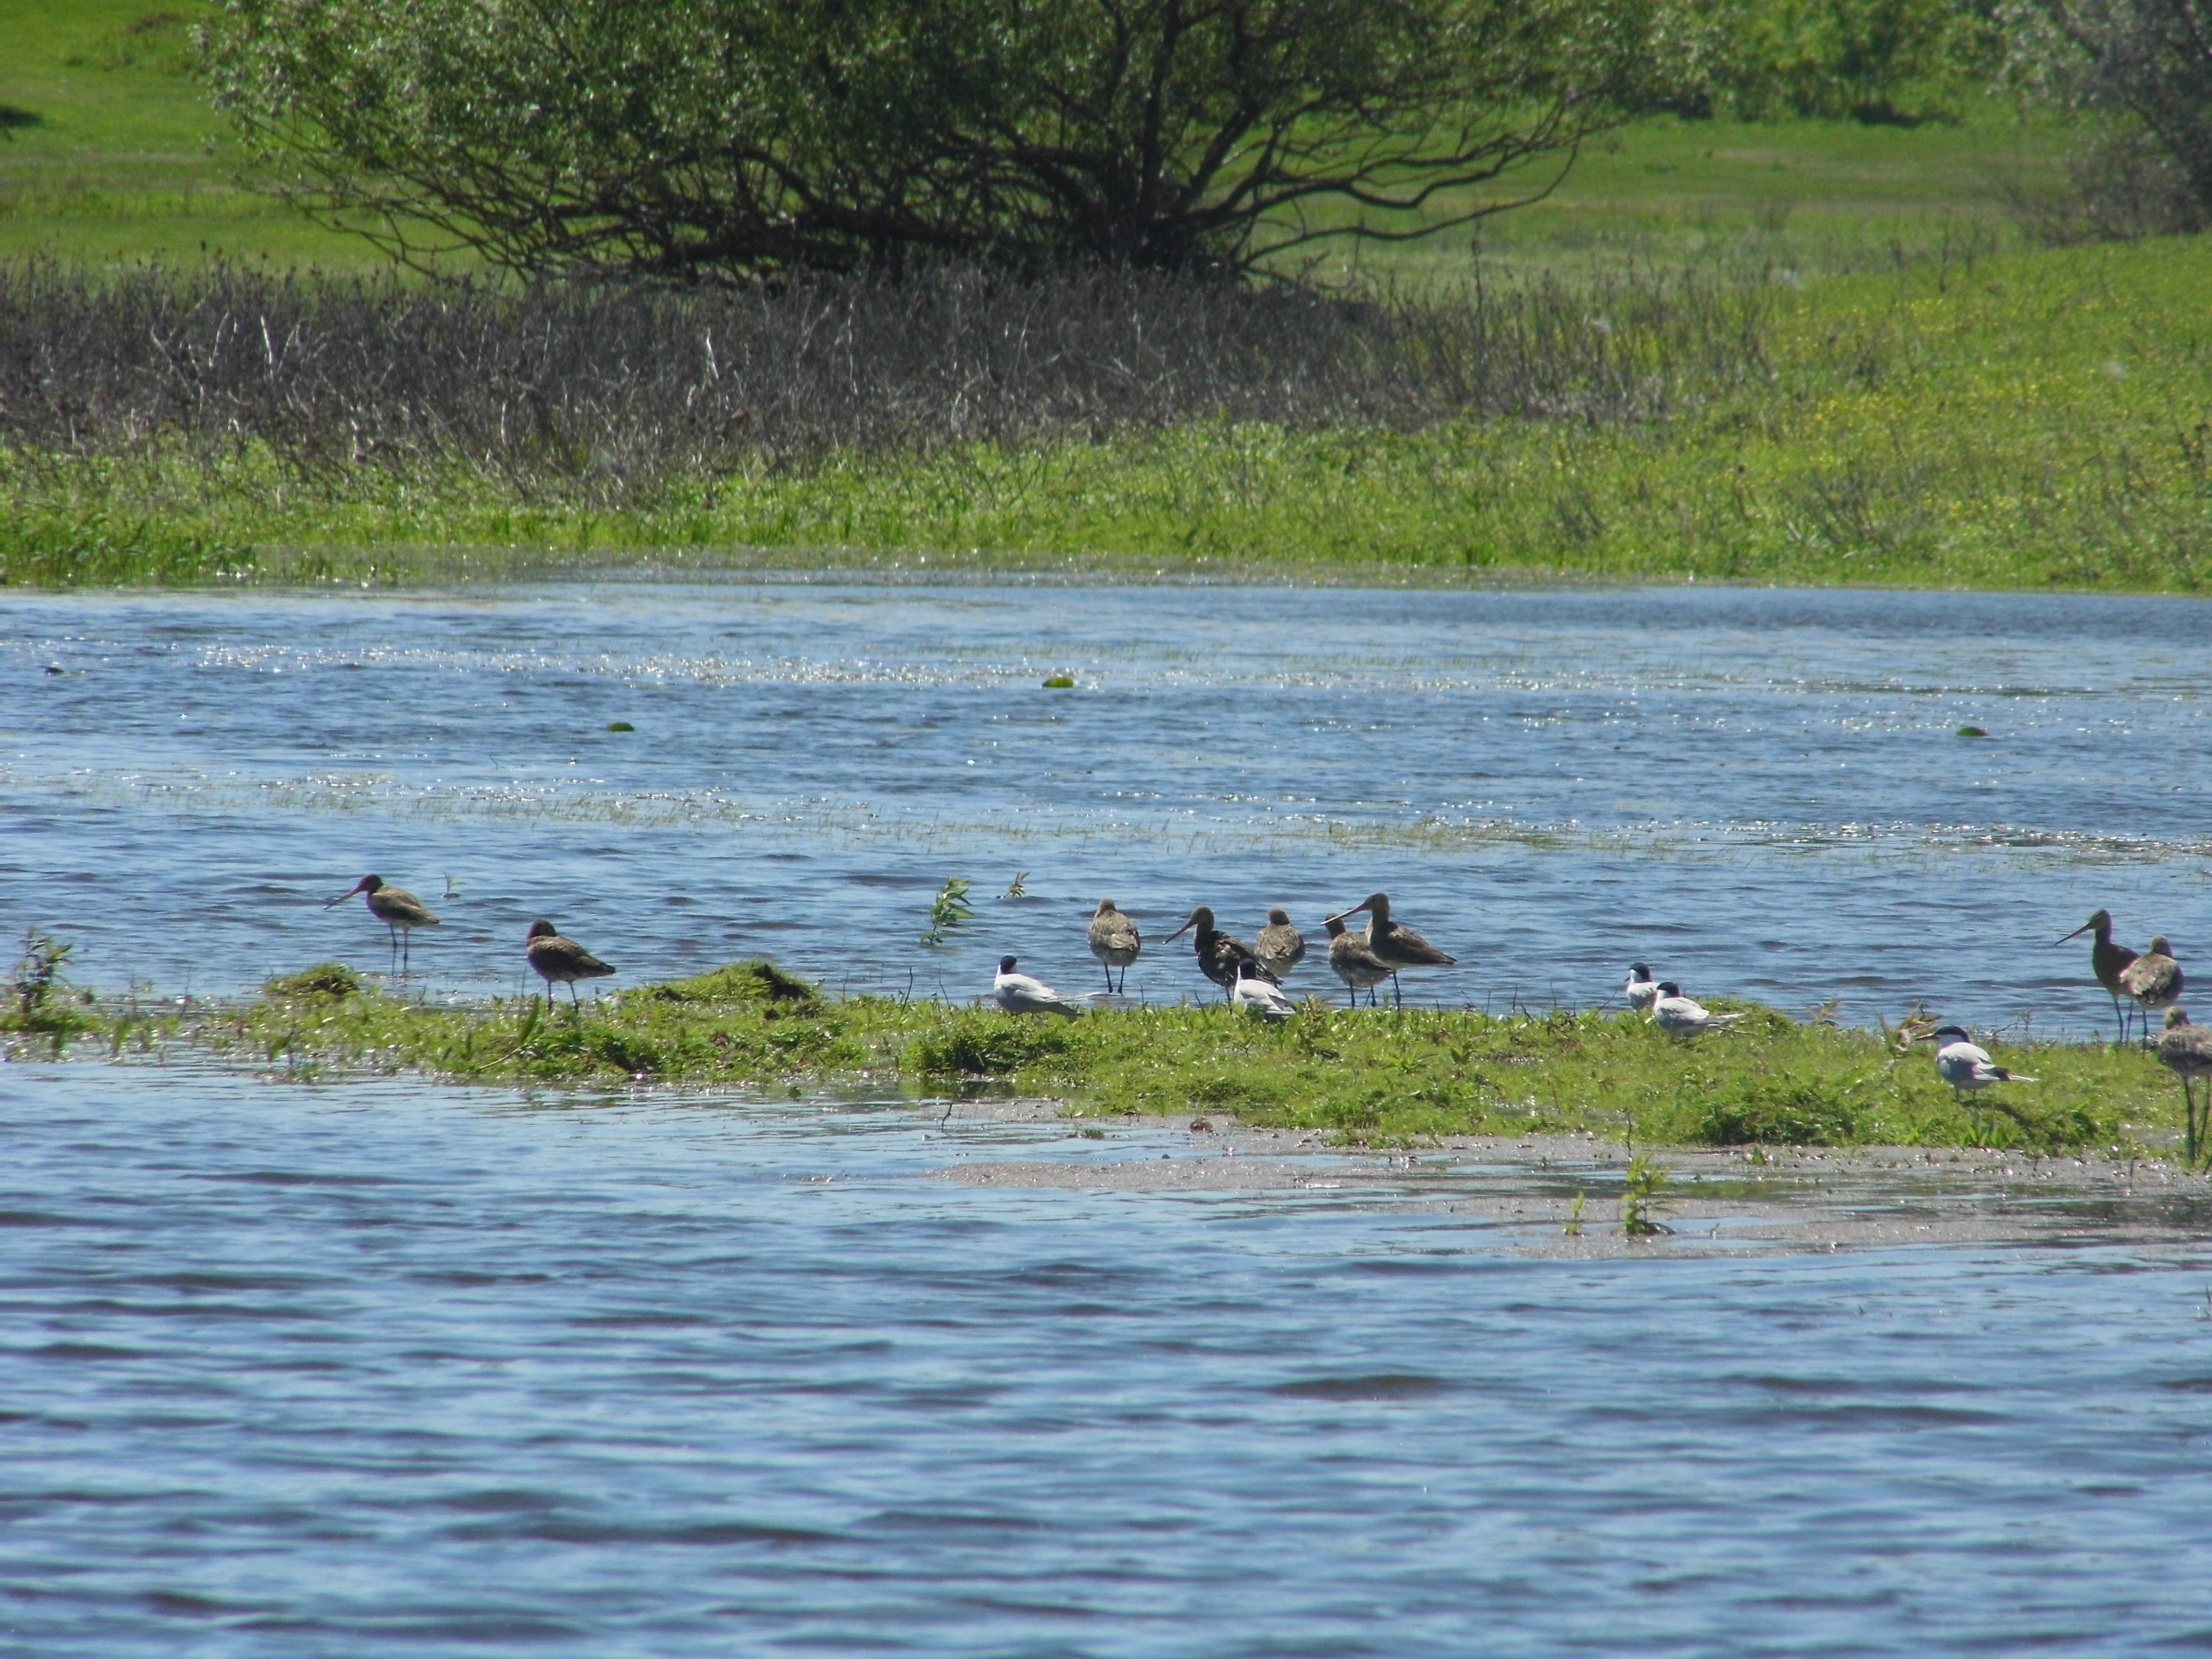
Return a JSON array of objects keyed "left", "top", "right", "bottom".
[
  {"left": 1046, "top": 999, "right": 1082, "bottom": 1019},
  {"left": 1712, "top": 1012, "right": 1747, "bottom": 1026},
  {"left": 1996, "top": 1069, "right": 2036, "bottom": 1083}
]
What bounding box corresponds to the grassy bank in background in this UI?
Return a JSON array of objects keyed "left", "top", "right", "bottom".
[
  {"left": 7, "top": 236, "right": 2209, "bottom": 591},
  {"left": 11, "top": 957, "right": 2183, "bottom": 1155}
]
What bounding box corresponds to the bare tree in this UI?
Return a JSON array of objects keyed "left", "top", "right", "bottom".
[
  {"left": 205, "top": 0, "right": 1658, "bottom": 279},
  {"left": 2022, "top": 0, "right": 2212, "bottom": 218}
]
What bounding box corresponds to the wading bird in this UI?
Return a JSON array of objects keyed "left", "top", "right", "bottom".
[
  {"left": 1231, "top": 960, "right": 1296, "bottom": 1021},
  {"left": 1255, "top": 909, "right": 1306, "bottom": 981},
  {"left": 1325, "top": 893, "right": 1454, "bottom": 1006},
  {"left": 526, "top": 919, "right": 615, "bottom": 1007},
  {"left": 1623, "top": 964, "right": 1660, "bottom": 1012},
  {"left": 2156, "top": 1009, "right": 2212, "bottom": 1166},
  {"left": 2121, "top": 937, "right": 2185, "bottom": 1043},
  {"left": 325, "top": 874, "right": 439, "bottom": 973},
  {"left": 1649, "top": 983, "right": 1743, "bottom": 1036},
  {"left": 1162, "top": 906, "right": 1276, "bottom": 1001},
  {"left": 1087, "top": 899, "right": 1141, "bottom": 995},
  {"left": 993, "top": 955, "right": 1082, "bottom": 1018},
  {"left": 1923, "top": 1024, "right": 2035, "bottom": 1100},
  {"left": 1324, "top": 916, "right": 1393, "bottom": 1009},
  {"left": 2057, "top": 909, "right": 2140, "bottom": 1042}
]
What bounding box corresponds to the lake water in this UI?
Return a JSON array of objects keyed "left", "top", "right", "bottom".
[
  {"left": 6, "top": 1060, "right": 2212, "bottom": 1657},
  {"left": 3, "top": 580, "right": 2207, "bottom": 1033},
  {"left": 5, "top": 579, "right": 2212, "bottom": 1655}
]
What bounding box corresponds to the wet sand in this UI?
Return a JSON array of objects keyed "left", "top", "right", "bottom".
[{"left": 929, "top": 1103, "right": 2212, "bottom": 1256}]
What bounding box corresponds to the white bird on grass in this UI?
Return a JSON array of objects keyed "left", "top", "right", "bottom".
[
  {"left": 1649, "top": 982, "right": 1744, "bottom": 1036},
  {"left": 1231, "top": 960, "right": 1296, "bottom": 1021},
  {"left": 1924, "top": 1025, "right": 2036, "bottom": 1097},
  {"left": 1623, "top": 963, "right": 1660, "bottom": 1012},
  {"left": 993, "top": 955, "right": 1082, "bottom": 1018}
]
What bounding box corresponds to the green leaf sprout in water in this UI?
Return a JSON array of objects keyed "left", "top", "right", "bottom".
[
  {"left": 1956, "top": 726, "right": 1988, "bottom": 738},
  {"left": 1619, "top": 1153, "right": 1674, "bottom": 1236},
  {"left": 1563, "top": 1191, "right": 1586, "bottom": 1237},
  {"left": 1043, "top": 675, "right": 1074, "bottom": 689},
  {"left": 606, "top": 721, "right": 635, "bottom": 732},
  {"left": 1002, "top": 871, "right": 1028, "bottom": 899},
  {"left": 921, "top": 876, "right": 974, "bottom": 947}
]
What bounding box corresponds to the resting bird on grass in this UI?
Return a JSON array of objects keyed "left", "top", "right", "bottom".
[
  {"left": 993, "top": 956, "right": 1082, "bottom": 1018},
  {"left": 1087, "top": 899, "right": 1141, "bottom": 995},
  {"left": 1231, "top": 960, "right": 1296, "bottom": 1021},
  {"left": 526, "top": 919, "right": 615, "bottom": 1008},
  {"left": 1254, "top": 909, "right": 1306, "bottom": 981},
  {"left": 1623, "top": 963, "right": 1660, "bottom": 1012},
  {"left": 1648, "top": 983, "right": 1743, "bottom": 1036},
  {"left": 1923, "top": 1025, "right": 2036, "bottom": 1098}
]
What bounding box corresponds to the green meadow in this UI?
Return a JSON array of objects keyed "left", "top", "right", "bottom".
[{"left": 0, "top": 1, "right": 2206, "bottom": 592}]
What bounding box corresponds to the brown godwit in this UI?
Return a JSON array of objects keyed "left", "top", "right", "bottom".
[
  {"left": 1323, "top": 915, "right": 1392, "bottom": 1008},
  {"left": 325, "top": 874, "right": 439, "bottom": 973},
  {"left": 1324, "top": 893, "right": 1454, "bottom": 1006},
  {"left": 2121, "top": 936, "right": 2185, "bottom": 1044},
  {"left": 2156, "top": 1009, "right": 2212, "bottom": 1166},
  {"left": 994, "top": 956, "right": 1082, "bottom": 1018},
  {"left": 1087, "top": 899, "right": 1141, "bottom": 994},
  {"left": 1254, "top": 909, "right": 1306, "bottom": 981},
  {"left": 1161, "top": 906, "right": 1276, "bottom": 1001},
  {"left": 2056, "top": 909, "right": 2140, "bottom": 1042},
  {"left": 526, "top": 919, "right": 615, "bottom": 1007}
]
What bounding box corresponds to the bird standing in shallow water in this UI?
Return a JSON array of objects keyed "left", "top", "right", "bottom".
[
  {"left": 1323, "top": 916, "right": 1393, "bottom": 1008},
  {"left": 2121, "top": 937, "right": 2185, "bottom": 1044},
  {"left": 993, "top": 956, "right": 1082, "bottom": 1018},
  {"left": 1254, "top": 910, "right": 1306, "bottom": 981},
  {"left": 2057, "top": 909, "right": 2141, "bottom": 1042},
  {"left": 1162, "top": 906, "right": 1276, "bottom": 1001},
  {"left": 1231, "top": 960, "right": 1296, "bottom": 1021},
  {"left": 1087, "top": 899, "right": 1141, "bottom": 995},
  {"left": 1623, "top": 964, "right": 1659, "bottom": 1012},
  {"left": 526, "top": 919, "right": 615, "bottom": 1008},
  {"left": 1648, "top": 983, "right": 1743, "bottom": 1036},
  {"left": 325, "top": 874, "right": 439, "bottom": 973},
  {"left": 1324, "top": 893, "right": 1453, "bottom": 1007},
  {"left": 1923, "top": 1024, "right": 2036, "bottom": 1101},
  {"left": 2156, "top": 1009, "right": 2212, "bottom": 1166}
]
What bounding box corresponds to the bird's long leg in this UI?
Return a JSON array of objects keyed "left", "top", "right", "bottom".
[{"left": 2188, "top": 1076, "right": 2201, "bottom": 1169}]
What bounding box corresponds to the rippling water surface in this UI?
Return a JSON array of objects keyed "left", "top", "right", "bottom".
[
  {"left": 7, "top": 1063, "right": 2212, "bottom": 1657},
  {"left": 3, "top": 580, "right": 2208, "bottom": 1031}
]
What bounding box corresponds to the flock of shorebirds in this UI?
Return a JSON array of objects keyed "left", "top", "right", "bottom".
[{"left": 325, "top": 872, "right": 2212, "bottom": 1137}]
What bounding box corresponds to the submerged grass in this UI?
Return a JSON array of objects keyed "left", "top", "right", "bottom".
[{"left": 19, "top": 957, "right": 2183, "bottom": 1156}]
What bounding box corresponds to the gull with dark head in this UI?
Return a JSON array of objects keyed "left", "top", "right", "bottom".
[
  {"left": 1921, "top": 1024, "right": 2035, "bottom": 1099},
  {"left": 1623, "top": 963, "right": 1659, "bottom": 1012},
  {"left": 1231, "top": 960, "right": 1296, "bottom": 1021},
  {"left": 993, "top": 956, "right": 1082, "bottom": 1018}
]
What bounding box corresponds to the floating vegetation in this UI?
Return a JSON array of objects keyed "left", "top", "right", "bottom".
[
  {"left": 1043, "top": 675, "right": 1075, "bottom": 689},
  {"left": 1957, "top": 725, "right": 1989, "bottom": 738},
  {"left": 606, "top": 721, "right": 636, "bottom": 732},
  {"left": 26, "top": 957, "right": 2188, "bottom": 1154}
]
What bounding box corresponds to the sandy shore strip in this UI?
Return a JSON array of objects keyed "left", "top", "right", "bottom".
[{"left": 927, "top": 1104, "right": 2212, "bottom": 1256}]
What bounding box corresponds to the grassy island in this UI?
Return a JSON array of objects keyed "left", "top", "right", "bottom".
[{"left": 14, "top": 957, "right": 2186, "bottom": 1157}]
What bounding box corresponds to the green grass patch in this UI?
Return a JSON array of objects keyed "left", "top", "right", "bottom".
[
  {"left": 9, "top": 235, "right": 2210, "bottom": 592},
  {"left": 26, "top": 957, "right": 2186, "bottom": 1156}
]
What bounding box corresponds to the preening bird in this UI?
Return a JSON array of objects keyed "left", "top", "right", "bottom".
[
  {"left": 1254, "top": 909, "right": 1307, "bottom": 981},
  {"left": 325, "top": 873, "right": 439, "bottom": 972},
  {"left": 1324, "top": 915, "right": 1393, "bottom": 1008},
  {"left": 1923, "top": 1025, "right": 2035, "bottom": 1096},
  {"left": 2157, "top": 1009, "right": 2212, "bottom": 1166},
  {"left": 1648, "top": 982, "right": 1743, "bottom": 1036},
  {"left": 1087, "top": 898, "right": 1142, "bottom": 995},
  {"left": 526, "top": 918, "right": 615, "bottom": 1007},
  {"left": 1231, "top": 960, "right": 1296, "bottom": 1021},
  {"left": 993, "top": 955, "right": 1082, "bottom": 1018},
  {"left": 2120, "top": 937, "right": 2185, "bottom": 1040},
  {"left": 2057, "top": 908, "right": 2141, "bottom": 1042},
  {"left": 1162, "top": 906, "right": 1276, "bottom": 1000},
  {"left": 1623, "top": 963, "right": 1659, "bottom": 1012}
]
